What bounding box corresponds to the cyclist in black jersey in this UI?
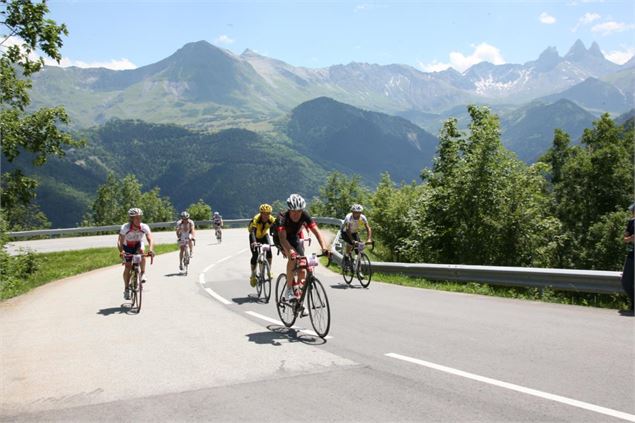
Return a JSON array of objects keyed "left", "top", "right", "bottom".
[{"left": 276, "top": 194, "right": 329, "bottom": 301}]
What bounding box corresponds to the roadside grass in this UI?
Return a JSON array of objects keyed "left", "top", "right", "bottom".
[
  {"left": 320, "top": 257, "right": 630, "bottom": 310},
  {"left": 1, "top": 244, "right": 179, "bottom": 300}
]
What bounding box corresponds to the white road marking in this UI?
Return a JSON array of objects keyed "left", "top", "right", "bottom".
[
  {"left": 245, "top": 311, "right": 333, "bottom": 339},
  {"left": 198, "top": 249, "right": 249, "bottom": 304},
  {"left": 205, "top": 288, "right": 232, "bottom": 305},
  {"left": 385, "top": 353, "right": 635, "bottom": 422}
]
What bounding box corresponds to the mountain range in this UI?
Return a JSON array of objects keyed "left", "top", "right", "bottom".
[{"left": 31, "top": 39, "right": 633, "bottom": 130}]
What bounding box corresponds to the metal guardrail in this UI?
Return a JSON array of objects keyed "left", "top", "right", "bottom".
[{"left": 7, "top": 216, "right": 624, "bottom": 294}]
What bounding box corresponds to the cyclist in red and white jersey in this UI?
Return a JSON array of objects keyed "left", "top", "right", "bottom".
[{"left": 117, "top": 208, "right": 154, "bottom": 300}]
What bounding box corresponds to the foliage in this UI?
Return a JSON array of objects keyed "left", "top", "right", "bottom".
[
  {"left": 309, "top": 171, "right": 371, "bottom": 218},
  {"left": 314, "top": 106, "right": 632, "bottom": 274},
  {"left": 186, "top": 199, "right": 212, "bottom": 221},
  {"left": 85, "top": 173, "right": 175, "bottom": 225},
  {"left": 0, "top": 0, "right": 80, "bottom": 230}
]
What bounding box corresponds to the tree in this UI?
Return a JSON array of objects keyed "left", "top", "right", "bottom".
[
  {"left": 0, "top": 0, "right": 80, "bottom": 229},
  {"left": 552, "top": 114, "right": 634, "bottom": 269},
  {"left": 87, "top": 174, "right": 175, "bottom": 225},
  {"left": 187, "top": 199, "right": 212, "bottom": 221},
  {"left": 310, "top": 171, "right": 370, "bottom": 218}
]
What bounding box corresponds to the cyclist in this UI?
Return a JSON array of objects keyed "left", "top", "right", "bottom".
[
  {"left": 117, "top": 208, "right": 154, "bottom": 300},
  {"left": 248, "top": 204, "right": 275, "bottom": 287},
  {"left": 176, "top": 211, "right": 196, "bottom": 271},
  {"left": 276, "top": 194, "right": 329, "bottom": 301},
  {"left": 341, "top": 204, "right": 372, "bottom": 267},
  {"left": 213, "top": 211, "right": 223, "bottom": 238}
]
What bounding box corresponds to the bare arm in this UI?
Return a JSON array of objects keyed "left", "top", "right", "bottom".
[
  {"left": 364, "top": 221, "right": 372, "bottom": 242},
  {"left": 117, "top": 234, "right": 125, "bottom": 253},
  {"left": 146, "top": 232, "right": 155, "bottom": 254}
]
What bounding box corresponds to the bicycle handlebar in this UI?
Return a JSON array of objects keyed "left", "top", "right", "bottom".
[{"left": 121, "top": 252, "right": 154, "bottom": 265}]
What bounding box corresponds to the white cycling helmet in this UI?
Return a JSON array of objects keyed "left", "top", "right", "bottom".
[
  {"left": 286, "top": 194, "right": 306, "bottom": 211},
  {"left": 351, "top": 204, "right": 364, "bottom": 212},
  {"left": 128, "top": 208, "right": 143, "bottom": 217},
  {"left": 214, "top": 211, "right": 220, "bottom": 216},
  {"left": 180, "top": 211, "right": 190, "bottom": 219}
]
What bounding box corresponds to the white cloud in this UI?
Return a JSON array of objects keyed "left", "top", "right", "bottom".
[
  {"left": 2, "top": 35, "right": 137, "bottom": 70},
  {"left": 44, "top": 57, "right": 137, "bottom": 70},
  {"left": 418, "top": 42, "right": 506, "bottom": 73},
  {"left": 603, "top": 46, "right": 635, "bottom": 64},
  {"left": 539, "top": 12, "right": 557, "bottom": 25},
  {"left": 214, "top": 34, "right": 235, "bottom": 45},
  {"left": 572, "top": 12, "right": 601, "bottom": 31},
  {"left": 591, "top": 21, "right": 635, "bottom": 36}
]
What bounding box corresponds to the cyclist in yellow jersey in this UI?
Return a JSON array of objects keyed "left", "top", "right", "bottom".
[{"left": 248, "top": 204, "right": 276, "bottom": 287}]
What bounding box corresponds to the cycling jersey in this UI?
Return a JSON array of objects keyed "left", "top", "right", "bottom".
[
  {"left": 341, "top": 213, "right": 368, "bottom": 234},
  {"left": 176, "top": 218, "right": 195, "bottom": 235},
  {"left": 213, "top": 216, "right": 223, "bottom": 226},
  {"left": 120, "top": 222, "right": 151, "bottom": 248},
  {"left": 248, "top": 213, "right": 275, "bottom": 243},
  {"left": 275, "top": 211, "right": 317, "bottom": 238}
]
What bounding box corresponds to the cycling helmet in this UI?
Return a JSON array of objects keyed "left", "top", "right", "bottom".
[
  {"left": 128, "top": 208, "right": 143, "bottom": 217},
  {"left": 180, "top": 211, "right": 190, "bottom": 219},
  {"left": 259, "top": 203, "right": 273, "bottom": 213},
  {"left": 351, "top": 204, "right": 364, "bottom": 212},
  {"left": 214, "top": 211, "right": 220, "bottom": 216},
  {"left": 286, "top": 194, "right": 306, "bottom": 211}
]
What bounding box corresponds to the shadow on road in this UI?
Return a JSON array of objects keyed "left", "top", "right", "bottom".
[
  {"left": 245, "top": 325, "right": 325, "bottom": 346},
  {"left": 618, "top": 309, "right": 634, "bottom": 317},
  {"left": 164, "top": 272, "right": 185, "bottom": 277},
  {"left": 232, "top": 295, "right": 262, "bottom": 305},
  {"left": 96, "top": 304, "right": 135, "bottom": 316},
  {"left": 330, "top": 284, "right": 363, "bottom": 290}
]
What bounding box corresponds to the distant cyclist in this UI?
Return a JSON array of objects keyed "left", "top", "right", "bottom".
[
  {"left": 248, "top": 204, "right": 275, "bottom": 287},
  {"left": 117, "top": 208, "right": 154, "bottom": 300},
  {"left": 213, "top": 211, "right": 223, "bottom": 236},
  {"left": 176, "top": 211, "right": 196, "bottom": 271},
  {"left": 341, "top": 204, "right": 372, "bottom": 266},
  {"left": 276, "top": 194, "right": 329, "bottom": 301}
]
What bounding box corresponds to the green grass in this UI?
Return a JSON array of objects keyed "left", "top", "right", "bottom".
[
  {"left": 320, "top": 257, "right": 630, "bottom": 310},
  {"left": 1, "top": 244, "right": 179, "bottom": 300}
]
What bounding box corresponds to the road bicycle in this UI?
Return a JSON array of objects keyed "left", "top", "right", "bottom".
[
  {"left": 253, "top": 242, "right": 272, "bottom": 303},
  {"left": 179, "top": 237, "right": 195, "bottom": 275},
  {"left": 122, "top": 253, "right": 153, "bottom": 313},
  {"left": 341, "top": 240, "right": 374, "bottom": 288},
  {"left": 214, "top": 226, "right": 223, "bottom": 243},
  {"left": 275, "top": 252, "right": 331, "bottom": 338}
]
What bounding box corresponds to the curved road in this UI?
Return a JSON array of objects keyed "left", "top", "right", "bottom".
[{"left": 2, "top": 229, "right": 634, "bottom": 422}]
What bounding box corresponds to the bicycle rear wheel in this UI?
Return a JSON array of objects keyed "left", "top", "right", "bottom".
[
  {"left": 262, "top": 260, "right": 272, "bottom": 303},
  {"left": 275, "top": 273, "right": 296, "bottom": 327},
  {"left": 307, "top": 277, "right": 330, "bottom": 338},
  {"left": 342, "top": 255, "right": 354, "bottom": 284},
  {"left": 358, "top": 253, "right": 372, "bottom": 288}
]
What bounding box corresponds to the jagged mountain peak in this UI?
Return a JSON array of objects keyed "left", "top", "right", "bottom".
[{"left": 565, "top": 39, "right": 588, "bottom": 60}]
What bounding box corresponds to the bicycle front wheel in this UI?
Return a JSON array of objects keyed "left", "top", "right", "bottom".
[
  {"left": 358, "top": 253, "right": 372, "bottom": 288},
  {"left": 307, "top": 277, "right": 330, "bottom": 338},
  {"left": 262, "top": 260, "right": 272, "bottom": 303},
  {"left": 256, "top": 262, "right": 264, "bottom": 298},
  {"left": 135, "top": 273, "right": 143, "bottom": 313},
  {"left": 342, "top": 256, "right": 354, "bottom": 284},
  {"left": 275, "top": 273, "right": 296, "bottom": 327}
]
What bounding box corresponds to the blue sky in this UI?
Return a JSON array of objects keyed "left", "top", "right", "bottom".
[{"left": 43, "top": 0, "right": 635, "bottom": 72}]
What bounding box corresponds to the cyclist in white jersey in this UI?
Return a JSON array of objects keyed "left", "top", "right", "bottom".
[
  {"left": 176, "top": 211, "right": 196, "bottom": 271},
  {"left": 341, "top": 204, "right": 372, "bottom": 264},
  {"left": 118, "top": 208, "right": 155, "bottom": 300}
]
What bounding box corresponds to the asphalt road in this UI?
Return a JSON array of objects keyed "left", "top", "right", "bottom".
[{"left": 1, "top": 229, "right": 634, "bottom": 422}]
